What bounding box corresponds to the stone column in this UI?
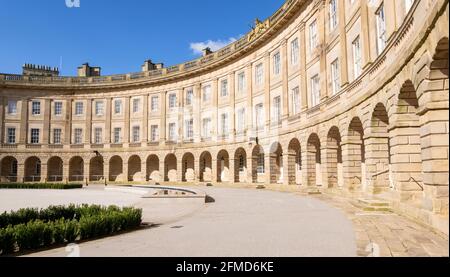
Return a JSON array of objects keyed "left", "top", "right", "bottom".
[
  {"left": 103, "top": 160, "right": 110, "bottom": 183},
  {"left": 281, "top": 40, "right": 289, "bottom": 124},
  {"left": 299, "top": 24, "right": 308, "bottom": 111},
  {"left": 324, "top": 144, "right": 339, "bottom": 188},
  {"left": 177, "top": 158, "right": 184, "bottom": 182},
  {"left": 63, "top": 161, "right": 70, "bottom": 183},
  {"left": 83, "top": 161, "right": 90, "bottom": 184},
  {"left": 229, "top": 72, "right": 236, "bottom": 139},
  {"left": 384, "top": 0, "right": 397, "bottom": 40},
  {"left": 360, "top": 0, "right": 372, "bottom": 68},
  {"left": 105, "top": 98, "right": 112, "bottom": 144},
  {"left": 264, "top": 153, "right": 271, "bottom": 184},
  {"left": 19, "top": 99, "right": 28, "bottom": 144},
  {"left": 365, "top": 135, "right": 390, "bottom": 194},
  {"left": 43, "top": 99, "right": 51, "bottom": 144},
  {"left": 17, "top": 161, "right": 25, "bottom": 183},
  {"left": 65, "top": 99, "right": 72, "bottom": 145},
  {"left": 124, "top": 97, "right": 130, "bottom": 144},
  {"left": 338, "top": 0, "right": 349, "bottom": 87},
  {"left": 264, "top": 54, "right": 271, "bottom": 129},
  {"left": 160, "top": 91, "right": 167, "bottom": 144},
  {"left": 178, "top": 89, "right": 184, "bottom": 143},
  {"left": 212, "top": 79, "right": 219, "bottom": 141},
  {"left": 282, "top": 153, "right": 290, "bottom": 185},
  {"left": 246, "top": 65, "right": 254, "bottom": 138},
  {"left": 318, "top": 3, "right": 328, "bottom": 101},
  {"left": 300, "top": 148, "right": 309, "bottom": 186},
  {"left": 141, "top": 158, "right": 147, "bottom": 181},
  {"left": 321, "top": 145, "right": 330, "bottom": 188},
  {"left": 159, "top": 159, "right": 166, "bottom": 182},
  {"left": 85, "top": 99, "right": 92, "bottom": 145},
  {"left": 194, "top": 84, "right": 201, "bottom": 143},
  {"left": 229, "top": 156, "right": 236, "bottom": 183},
  {"left": 142, "top": 95, "right": 149, "bottom": 144},
  {"left": 0, "top": 96, "right": 4, "bottom": 144},
  {"left": 341, "top": 135, "right": 364, "bottom": 192},
  {"left": 211, "top": 157, "right": 218, "bottom": 183},
  {"left": 41, "top": 162, "right": 48, "bottom": 183}
]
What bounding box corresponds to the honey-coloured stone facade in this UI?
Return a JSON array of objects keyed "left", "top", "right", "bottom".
[{"left": 0, "top": 0, "right": 449, "bottom": 235}]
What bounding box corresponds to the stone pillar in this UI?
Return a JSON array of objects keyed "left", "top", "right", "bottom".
[
  {"left": 246, "top": 65, "right": 254, "bottom": 138},
  {"left": 229, "top": 73, "right": 236, "bottom": 139},
  {"left": 103, "top": 160, "right": 110, "bottom": 183},
  {"left": 43, "top": 99, "right": 51, "bottom": 144},
  {"left": 299, "top": 24, "right": 308, "bottom": 111},
  {"left": 124, "top": 97, "right": 130, "bottom": 144},
  {"left": 338, "top": 0, "right": 349, "bottom": 87},
  {"left": 177, "top": 89, "right": 184, "bottom": 143},
  {"left": 264, "top": 153, "right": 271, "bottom": 184},
  {"left": 229, "top": 157, "right": 236, "bottom": 183},
  {"left": 159, "top": 159, "right": 166, "bottom": 182},
  {"left": 83, "top": 161, "right": 90, "bottom": 184},
  {"left": 105, "top": 98, "right": 112, "bottom": 144},
  {"left": 301, "top": 148, "right": 310, "bottom": 186},
  {"left": 85, "top": 99, "right": 92, "bottom": 145},
  {"left": 321, "top": 146, "right": 330, "bottom": 188},
  {"left": 63, "top": 161, "right": 70, "bottom": 183},
  {"left": 141, "top": 159, "right": 147, "bottom": 181},
  {"left": 342, "top": 136, "right": 364, "bottom": 192},
  {"left": 211, "top": 157, "right": 218, "bottom": 183},
  {"left": 318, "top": 3, "right": 328, "bottom": 101},
  {"left": 41, "top": 162, "right": 48, "bottom": 183},
  {"left": 212, "top": 79, "right": 219, "bottom": 141},
  {"left": 65, "top": 99, "right": 72, "bottom": 145},
  {"left": 160, "top": 92, "right": 167, "bottom": 143},
  {"left": 142, "top": 95, "right": 149, "bottom": 144},
  {"left": 194, "top": 84, "right": 201, "bottom": 143},
  {"left": 177, "top": 158, "right": 183, "bottom": 183},
  {"left": 247, "top": 155, "right": 254, "bottom": 184},
  {"left": 286, "top": 152, "right": 297, "bottom": 185},
  {"left": 282, "top": 153, "right": 290, "bottom": 185},
  {"left": 360, "top": 0, "right": 372, "bottom": 68},
  {"left": 384, "top": 0, "right": 398, "bottom": 40},
  {"left": 0, "top": 96, "right": 4, "bottom": 144},
  {"left": 19, "top": 99, "right": 28, "bottom": 144},
  {"left": 365, "top": 135, "right": 391, "bottom": 194},
  {"left": 264, "top": 54, "right": 271, "bottom": 129},
  {"left": 281, "top": 40, "right": 289, "bottom": 123},
  {"left": 17, "top": 162, "right": 25, "bottom": 183}
]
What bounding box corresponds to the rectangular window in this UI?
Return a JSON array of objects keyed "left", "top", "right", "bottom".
[
  {"left": 376, "top": 3, "right": 387, "bottom": 55},
  {"left": 94, "top": 128, "right": 102, "bottom": 144},
  {"left": 331, "top": 59, "right": 340, "bottom": 95},
  {"left": 257, "top": 153, "right": 265, "bottom": 174},
  {"left": 329, "top": 0, "right": 338, "bottom": 31},
  {"left": 169, "top": 94, "right": 177, "bottom": 108},
  {"left": 255, "top": 103, "right": 264, "bottom": 129},
  {"left": 30, "top": 128, "right": 40, "bottom": 144},
  {"left": 168, "top": 123, "right": 176, "bottom": 141},
  {"left": 113, "top": 128, "right": 121, "bottom": 144},
  {"left": 273, "top": 52, "right": 281, "bottom": 75},
  {"left": 32, "top": 101, "right": 41, "bottom": 115},
  {"left": 75, "top": 102, "right": 84, "bottom": 116},
  {"left": 220, "top": 80, "right": 228, "bottom": 97},
  {"left": 352, "top": 36, "right": 362, "bottom": 79},
  {"left": 74, "top": 128, "right": 83, "bottom": 144},
  {"left": 151, "top": 96, "right": 159, "bottom": 112},
  {"left": 311, "top": 75, "right": 321, "bottom": 107},
  {"left": 53, "top": 129, "right": 62, "bottom": 144},
  {"left": 185, "top": 119, "right": 194, "bottom": 139},
  {"left": 7, "top": 128, "right": 16, "bottom": 144},
  {"left": 203, "top": 85, "right": 211, "bottom": 103},
  {"left": 291, "top": 38, "right": 299, "bottom": 65},
  {"left": 237, "top": 108, "right": 246, "bottom": 133},
  {"left": 220, "top": 113, "right": 228, "bottom": 136},
  {"left": 255, "top": 63, "right": 264, "bottom": 86},
  {"left": 54, "top": 102, "right": 63, "bottom": 116},
  {"left": 309, "top": 20, "right": 318, "bottom": 51},
  {"left": 114, "top": 100, "right": 122, "bottom": 114},
  {"left": 185, "top": 89, "right": 194, "bottom": 106},
  {"left": 238, "top": 72, "right": 246, "bottom": 93},
  {"left": 95, "top": 101, "right": 104, "bottom": 116},
  {"left": 7, "top": 100, "right": 17, "bottom": 114},
  {"left": 151, "top": 125, "right": 159, "bottom": 142},
  {"left": 132, "top": 98, "right": 140, "bottom": 113},
  {"left": 292, "top": 87, "right": 300, "bottom": 115},
  {"left": 273, "top": 96, "right": 281, "bottom": 123},
  {"left": 202, "top": 118, "right": 211, "bottom": 139},
  {"left": 132, "top": 126, "right": 140, "bottom": 142}
]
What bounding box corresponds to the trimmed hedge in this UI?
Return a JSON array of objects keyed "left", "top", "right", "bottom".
[
  {"left": 0, "top": 205, "right": 142, "bottom": 255},
  {"left": 0, "top": 183, "right": 83, "bottom": 190}
]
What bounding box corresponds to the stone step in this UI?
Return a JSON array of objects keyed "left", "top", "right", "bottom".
[{"left": 351, "top": 198, "right": 392, "bottom": 212}]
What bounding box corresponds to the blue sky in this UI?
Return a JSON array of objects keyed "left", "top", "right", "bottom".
[{"left": 0, "top": 0, "right": 285, "bottom": 76}]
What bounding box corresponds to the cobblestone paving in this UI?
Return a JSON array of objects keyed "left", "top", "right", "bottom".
[{"left": 308, "top": 193, "right": 449, "bottom": 257}]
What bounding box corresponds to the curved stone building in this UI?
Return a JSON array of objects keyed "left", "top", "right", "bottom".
[{"left": 0, "top": 0, "right": 449, "bottom": 234}]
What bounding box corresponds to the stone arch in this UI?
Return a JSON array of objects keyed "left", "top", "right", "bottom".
[
  {"left": 269, "top": 142, "right": 283, "bottom": 184},
  {"left": 234, "top": 147, "right": 247, "bottom": 183},
  {"left": 252, "top": 145, "right": 265, "bottom": 183},
  {"left": 89, "top": 156, "right": 104, "bottom": 182},
  {"left": 69, "top": 156, "right": 84, "bottom": 182},
  {"left": 366, "top": 103, "right": 392, "bottom": 193},
  {"left": 326, "top": 127, "right": 343, "bottom": 188},
  {"left": 24, "top": 156, "right": 41, "bottom": 182},
  {"left": 343, "top": 117, "right": 366, "bottom": 191},
  {"left": 199, "top": 151, "right": 212, "bottom": 182},
  {"left": 164, "top": 154, "right": 177, "bottom": 182},
  {"left": 419, "top": 37, "right": 449, "bottom": 215},
  {"left": 390, "top": 80, "right": 424, "bottom": 200},
  {"left": 128, "top": 155, "right": 143, "bottom": 182},
  {"left": 287, "top": 138, "right": 302, "bottom": 185},
  {"left": 182, "top": 153, "right": 195, "bottom": 182},
  {"left": 306, "top": 134, "right": 321, "bottom": 186},
  {"left": 217, "top": 150, "right": 230, "bottom": 183},
  {"left": 146, "top": 155, "right": 160, "bottom": 182},
  {"left": 1, "top": 156, "right": 18, "bottom": 182},
  {"left": 47, "top": 156, "right": 64, "bottom": 182},
  {"left": 109, "top": 156, "right": 124, "bottom": 182}
]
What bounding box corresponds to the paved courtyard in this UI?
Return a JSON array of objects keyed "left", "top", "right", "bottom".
[{"left": 0, "top": 186, "right": 447, "bottom": 257}]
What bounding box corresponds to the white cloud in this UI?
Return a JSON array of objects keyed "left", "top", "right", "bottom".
[{"left": 190, "top": 37, "right": 238, "bottom": 55}]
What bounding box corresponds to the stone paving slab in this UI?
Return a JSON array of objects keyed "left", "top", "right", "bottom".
[{"left": 310, "top": 193, "right": 449, "bottom": 257}]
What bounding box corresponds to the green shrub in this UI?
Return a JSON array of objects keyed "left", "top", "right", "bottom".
[
  {"left": 52, "top": 219, "right": 66, "bottom": 245},
  {"left": 0, "top": 226, "right": 16, "bottom": 255},
  {"left": 64, "top": 220, "right": 79, "bottom": 243}
]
